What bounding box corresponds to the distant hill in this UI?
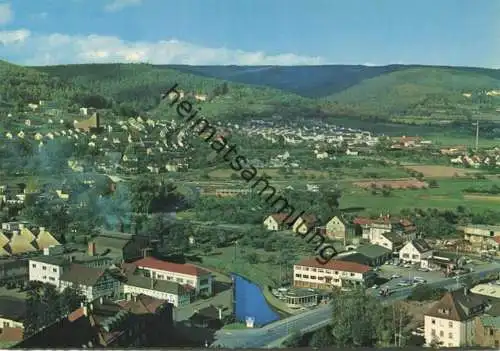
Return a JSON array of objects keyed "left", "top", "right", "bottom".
[
  {"left": 0, "top": 60, "right": 497, "bottom": 123},
  {"left": 326, "top": 67, "right": 500, "bottom": 120}
]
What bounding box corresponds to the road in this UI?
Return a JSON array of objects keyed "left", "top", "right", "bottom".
[{"left": 210, "top": 264, "right": 500, "bottom": 348}]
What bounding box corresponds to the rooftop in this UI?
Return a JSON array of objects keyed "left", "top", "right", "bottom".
[
  {"left": 132, "top": 257, "right": 211, "bottom": 277},
  {"left": 296, "top": 257, "right": 372, "bottom": 274},
  {"left": 471, "top": 283, "right": 500, "bottom": 299}
]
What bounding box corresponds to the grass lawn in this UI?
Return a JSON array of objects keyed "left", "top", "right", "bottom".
[
  {"left": 340, "top": 177, "right": 500, "bottom": 213},
  {"left": 222, "top": 322, "right": 249, "bottom": 330}
]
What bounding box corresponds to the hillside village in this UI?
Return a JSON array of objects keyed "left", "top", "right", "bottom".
[{"left": 0, "top": 93, "right": 499, "bottom": 348}]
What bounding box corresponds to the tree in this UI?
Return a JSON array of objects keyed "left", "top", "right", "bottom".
[{"left": 309, "top": 326, "right": 335, "bottom": 348}]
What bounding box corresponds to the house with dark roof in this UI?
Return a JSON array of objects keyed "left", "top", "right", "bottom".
[
  {"left": 59, "top": 264, "right": 120, "bottom": 302},
  {"left": 324, "top": 215, "right": 355, "bottom": 241},
  {"left": 353, "top": 215, "right": 416, "bottom": 242},
  {"left": 122, "top": 273, "right": 191, "bottom": 307},
  {"left": 187, "top": 305, "right": 224, "bottom": 329},
  {"left": 424, "top": 288, "right": 489, "bottom": 347},
  {"left": 475, "top": 312, "right": 500, "bottom": 348},
  {"left": 349, "top": 244, "right": 392, "bottom": 267},
  {"left": 399, "top": 239, "right": 433, "bottom": 266},
  {"left": 92, "top": 229, "right": 151, "bottom": 263},
  {"left": 14, "top": 296, "right": 174, "bottom": 348},
  {"left": 0, "top": 297, "right": 26, "bottom": 343},
  {"left": 372, "top": 231, "right": 405, "bottom": 252},
  {"left": 293, "top": 257, "right": 375, "bottom": 290},
  {"left": 132, "top": 256, "right": 213, "bottom": 296}
]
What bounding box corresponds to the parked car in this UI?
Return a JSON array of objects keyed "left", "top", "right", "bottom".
[{"left": 391, "top": 274, "right": 402, "bottom": 279}]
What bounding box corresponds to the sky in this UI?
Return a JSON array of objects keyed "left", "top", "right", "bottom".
[{"left": 0, "top": 0, "right": 498, "bottom": 68}]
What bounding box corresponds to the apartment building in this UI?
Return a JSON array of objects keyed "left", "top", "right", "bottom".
[
  {"left": 132, "top": 257, "right": 213, "bottom": 296},
  {"left": 424, "top": 289, "right": 489, "bottom": 347},
  {"left": 293, "top": 257, "right": 375, "bottom": 290},
  {"left": 462, "top": 224, "right": 500, "bottom": 250}
]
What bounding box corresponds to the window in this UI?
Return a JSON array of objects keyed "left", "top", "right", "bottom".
[
  {"left": 302, "top": 275, "right": 309, "bottom": 279},
  {"left": 448, "top": 333, "right": 452, "bottom": 339},
  {"left": 448, "top": 321, "right": 453, "bottom": 328},
  {"left": 412, "top": 254, "right": 419, "bottom": 259},
  {"left": 494, "top": 340, "right": 499, "bottom": 348},
  {"left": 52, "top": 268, "right": 57, "bottom": 272},
  {"left": 310, "top": 276, "right": 316, "bottom": 280},
  {"left": 42, "top": 266, "right": 47, "bottom": 270},
  {"left": 490, "top": 329, "right": 494, "bottom": 336},
  {"left": 49, "top": 277, "right": 55, "bottom": 281},
  {"left": 402, "top": 253, "right": 409, "bottom": 258},
  {"left": 295, "top": 274, "right": 301, "bottom": 278},
  {"left": 431, "top": 319, "right": 436, "bottom": 325},
  {"left": 32, "top": 264, "right": 36, "bottom": 268},
  {"left": 439, "top": 331, "right": 444, "bottom": 337},
  {"left": 431, "top": 329, "right": 436, "bottom": 336},
  {"left": 311, "top": 268, "right": 317, "bottom": 272},
  {"left": 350, "top": 273, "right": 355, "bottom": 277}
]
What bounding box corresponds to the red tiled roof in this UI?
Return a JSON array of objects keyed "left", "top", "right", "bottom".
[
  {"left": 132, "top": 257, "right": 211, "bottom": 277},
  {"left": 68, "top": 307, "right": 85, "bottom": 322},
  {"left": 295, "top": 257, "right": 371, "bottom": 274},
  {"left": 0, "top": 326, "right": 23, "bottom": 342},
  {"left": 492, "top": 236, "right": 500, "bottom": 244},
  {"left": 353, "top": 217, "right": 373, "bottom": 225}
]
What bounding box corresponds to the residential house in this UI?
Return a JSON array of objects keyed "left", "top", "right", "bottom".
[
  {"left": 462, "top": 224, "right": 500, "bottom": 250},
  {"left": 324, "top": 215, "right": 355, "bottom": 241},
  {"left": 122, "top": 273, "right": 191, "bottom": 307},
  {"left": 424, "top": 289, "right": 489, "bottom": 347},
  {"left": 132, "top": 256, "right": 213, "bottom": 296},
  {"left": 421, "top": 251, "right": 460, "bottom": 272},
  {"left": 263, "top": 213, "right": 295, "bottom": 231},
  {"left": 399, "top": 239, "right": 433, "bottom": 265},
  {"left": 372, "top": 231, "right": 404, "bottom": 252},
  {"left": 486, "top": 237, "right": 500, "bottom": 253},
  {"left": 475, "top": 313, "right": 500, "bottom": 348},
  {"left": 293, "top": 257, "right": 375, "bottom": 290},
  {"left": 0, "top": 297, "right": 26, "bottom": 344},
  {"left": 15, "top": 296, "right": 174, "bottom": 348},
  {"left": 292, "top": 214, "right": 318, "bottom": 235},
  {"left": 353, "top": 216, "right": 416, "bottom": 242},
  {"left": 92, "top": 230, "right": 151, "bottom": 263},
  {"left": 187, "top": 305, "right": 224, "bottom": 329},
  {"left": 59, "top": 264, "right": 121, "bottom": 302}
]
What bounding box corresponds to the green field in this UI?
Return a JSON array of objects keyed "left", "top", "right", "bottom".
[{"left": 340, "top": 177, "right": 500, "bottom": 213}]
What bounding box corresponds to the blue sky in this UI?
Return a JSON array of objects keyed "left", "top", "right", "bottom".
[{"left": 0, "top": 0, "right": 498, "bottom": 67}]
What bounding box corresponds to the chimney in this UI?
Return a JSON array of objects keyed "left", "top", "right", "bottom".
[{"left": 88, "top": 242, "right": 96, "bottom": 256}]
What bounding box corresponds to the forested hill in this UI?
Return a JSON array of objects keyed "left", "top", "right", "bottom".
[
  {"left": 5, "top": 61, "right": 324, "bottom": 121},
  {"left": 1, "top": 59, "right": 499, "bottom": 123},
  {"left": 162, "top": 64, "right": 500, "bottom": 98}
]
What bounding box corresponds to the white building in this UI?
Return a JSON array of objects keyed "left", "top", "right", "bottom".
[
  {"left": 132, "top": 257, "right": 213, "bottom": 296},
  {"left": 399, "top": 239, "right": 433, "bottom": 265},
  {"left": 122, "top": 274, "right": 191, "bottom": 307},
  {"left": 424, "top": 289, "right": 489, "bottom": 347},
  {"left": 293, "top": 257, "right": 375, "bottom": 289}
]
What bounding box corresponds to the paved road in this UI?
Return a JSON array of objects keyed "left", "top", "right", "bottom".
[{"left": 211, "top": 264, "right": 500, "bottom": 349}]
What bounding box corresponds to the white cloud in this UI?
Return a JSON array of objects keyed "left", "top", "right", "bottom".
[
  {"left": 0, "top": 29, "right": 30, "bottom": 45},
  {"left": 0, "top": 31, "right": 326, "bottom": 66},
  {"left": 0, "top": 3, "right": 12, "bottom": 25},
  {"left": 104, "top": 0, "right": 142, "bottom": 12}
]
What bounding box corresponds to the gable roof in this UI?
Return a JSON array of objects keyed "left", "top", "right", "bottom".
[
  {"left": 381, "top": 231, "right": 404, "bottom": 244},
  {"left": 425, "top": 290, "right": 488, "bottom": 322},
  {"left": 35, "top": 229, "right": 60, "bottom": 250},
  {"left": 133, "top": 257, "right": 211, "bottom": 277},
  {"left": 60, "top": 264, "right": 107, "bottom": 286},
  {"left": 356, "top": 244, "right": 392, "bottom": 258},
  {"left": 269, "top": 213, "right": 296, "bottom": 225},
  {"left": 117, "top": 294, "right": 167, "bottom": 315},
  {"left": 410, "top": 239, "right": 432, "bottom": 253}
]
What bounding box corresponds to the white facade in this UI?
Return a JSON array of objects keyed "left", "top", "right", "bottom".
[
  {"left": 59, "top": 272, "right": 120, "bottom": 302},
  {"left": 424, "top": 315, "right": 475, "bottom": 347},
  {"left": 122, "top": 284, "right": 190, "bottom": 307},
  {"left": 263, "top": 216, "right": 281, "bottom": 231},
  {"left": 0, "top": 317, "right": 23, "bottom": 329},
  {"left": 399, "top": 242, "right": 433, "bottom": 265},
  {"left": 138, "top": 265, "right": 213, "bottom": 296},
  {"left": 29, "top": 259, "right": 63, "bottom": 287}
]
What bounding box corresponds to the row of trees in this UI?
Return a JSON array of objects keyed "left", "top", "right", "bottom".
[
  {"left": 24, "top": 283, "right": 84, "bottom": 338},
  {"left": 285, "top": 289, "right": 412, "bottom": 348}
]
